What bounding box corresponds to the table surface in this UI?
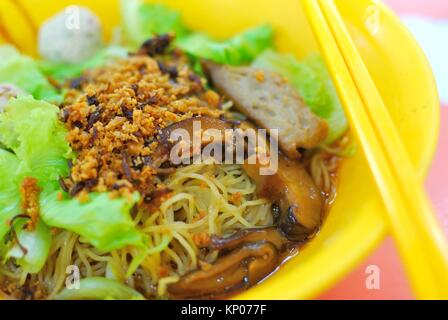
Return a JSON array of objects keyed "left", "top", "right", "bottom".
[{"left": 319, "top": 0, "right": 448, "bottom": 300}]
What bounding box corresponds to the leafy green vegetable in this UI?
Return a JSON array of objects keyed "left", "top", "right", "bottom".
[
  {"left": 41, "top": 192, "right": 146, "bottom": 252},
  {"left": 39, "top": 46, "right": 129, "bottom": 82},
  {"left": 55, "top": 277, "right": 144, "bottom": 300},
  {"left": 0, "top": 45, "right": 61, "bottom": 103},
  {"left": 120, "top": 0, "right": 188, "bottom": 48},
  {"left": 139, "top": 3, "right": 189, "bottom": 39},
  {"left": 0, "top": 96, "right": 71, "bottom": 273},
  {"left": 253, "top": 51, "right": 348, "bottom": 143},
  {"left": 120, "top": 1, "right": 273, "bottom": 66},
  {"left": 0, "top": 96, "right": 73, "bottom": 185},
  {"left": 178, "top": 25, "right": 274, "bottom": 66},
  {"left": 0, "top": 97, "right": 70, "bottom": 245},
  {"left": 0, "top": 149, "right": 21, "bottom": 240},
  {"left": 5, "top": 220, "right": 52, "bottom": 274}
]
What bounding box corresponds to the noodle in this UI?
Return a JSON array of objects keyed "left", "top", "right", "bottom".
[
  {"left": 0, "top": 143, "right": 346, "bottom": 299},
  {"left": 0, "top": 130, "right": 350, "bottom": 299},
  {"left": 305, "top": 133, "right": 350, "bottom": 209},
  {"left": 0, "top": 163, "right": 277, "bottom": 299}
]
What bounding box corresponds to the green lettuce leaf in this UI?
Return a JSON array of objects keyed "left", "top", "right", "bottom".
[
  {"left": 0, "top": 45, "right": 61, "bottom": 103},
  {"left": 0, "top": 96, "right": 73, "bottom": 185},
  {"left": 0, "top": 149, "right": 21, "bottom": 240},
  {"left": 5, "top": 220, "right": 52, "bottom": 274},
  {"left": 120, "top": 0, "right": 273, "bottom": 66},
  {"left": 253, "top": 50, "right": 348, "bottom": 143},
  {"left": 55, "top": 277, "right": 144, "bottom": 300},
  {"left": 139, "top": 3, "right": 189, "bottom": 39},
  {"left": 120, "top": 0, "right": 189, "bottom": 48},
  {"left": 1, "top": 97, "right": 146, "bottom": 258},
  {"left": 40, "top": 192, "right": 146, "bottom": 252},
  {"left": 0, "top": 97, "right": 71, "bottom": 272},
  {"left": 39, "top": 46, "right": 129, "bottom": 82},
  {"left": 178, "top": 25, "right": 274, "bottom": 66}
]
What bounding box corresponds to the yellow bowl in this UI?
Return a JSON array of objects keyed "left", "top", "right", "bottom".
[{"left": 0, "top": 0, "right": 440, "bottom": 299}]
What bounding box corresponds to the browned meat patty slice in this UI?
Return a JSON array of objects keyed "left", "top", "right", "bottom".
[{"left": 203, "top": 61, "right": 328, "bottom": 159}]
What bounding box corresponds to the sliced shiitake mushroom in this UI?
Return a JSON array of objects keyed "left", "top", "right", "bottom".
[
  {"left": 168, "top": 242, "right": 278, "bottom": 299},
  {"left": 243, "top": 156, "right": 323, "bottom": 242}
]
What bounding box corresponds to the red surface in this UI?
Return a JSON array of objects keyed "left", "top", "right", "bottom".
[
  {"left": 318, "top": 0, "right": 448, "bottom": 300},
  {"left": 320, "top": 108, "right": 448, "bottom": 300}
]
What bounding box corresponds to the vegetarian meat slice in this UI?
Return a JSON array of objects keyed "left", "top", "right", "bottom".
[{"left": 203, "top": 61, "right": 328, "bottom": 159}]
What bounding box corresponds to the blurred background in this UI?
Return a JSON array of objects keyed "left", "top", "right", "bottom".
[{"left": 320, "top": 0, "right": 448, "bottom": 300}]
